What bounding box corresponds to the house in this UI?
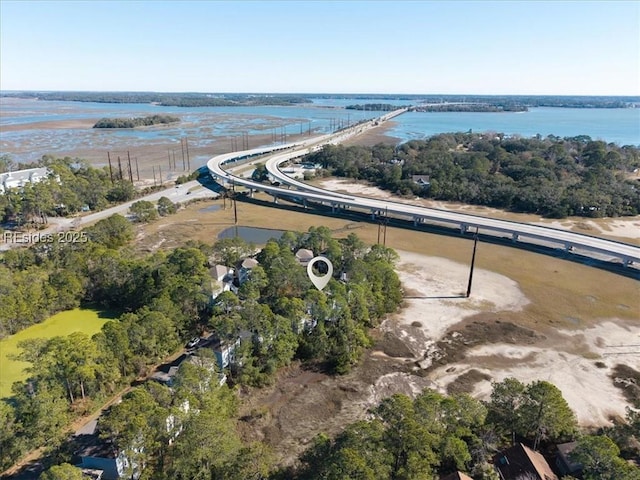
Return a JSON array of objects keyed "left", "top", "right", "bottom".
[
  {"left": 494, "top": 443, "right": 558, "bottom": 480},
  {"left": 556, "top": 442, "right": 582, "bottom": 477},
  {"left": 238, "top": 257, "right": 259, "bottom": 284},
  {"left": 295, "top": 248, "right": 314, "bottom": 266},
  {"left": 166, "top": 399, "right": 191, "bottom": 445},
  {"left": 210, "top": 264, "right": 236, "bottom": 295},
  {"left": 0, "top": 167, "right": 52, "bottom": 194},
  {"left": 151, "top": 352, "right": 226, "bottom": 387},
  {"left": 73, "top": 420, "right": 137, "bottom": 480},
  {"left": 211, "top": 338, "right": 241, "bottom": 369},
  {"left": 441, "top": 472, "right": 474, "bottom": 480},
  {"left": 411, "top": 174, "right": 431, "bottom": 187},
  {"left": 150, "top": 353, "right": 190, "bottom": 386}
]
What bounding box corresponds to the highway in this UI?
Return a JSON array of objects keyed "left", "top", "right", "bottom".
[{"left": 207, "top": 109, "right": 640, "bottom": 269}]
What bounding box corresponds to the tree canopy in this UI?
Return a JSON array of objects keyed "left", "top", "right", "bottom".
[{"left": 306, "top": 134, "right": 640, "bottom": 218}]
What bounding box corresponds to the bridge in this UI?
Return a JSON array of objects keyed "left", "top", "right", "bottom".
[{"left": 207, "top": 109, "right": 640, "bottom": 270}]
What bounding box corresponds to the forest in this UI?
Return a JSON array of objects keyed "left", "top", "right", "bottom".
[
  {"left": 2, "top": 218, "right": 638, "bottom": 479},
  {"left": 0, "top": 225, "right": 402, "bottom": 472},
  {"left": 346, "top": 103, "right": 410, "bottom": 111},
  {"left": 291, "top": 381, "right": 640, "bottom": 480},
  {"left": 0, "top": 155, "right": 158, "bottom": 227},
  {"left": 93, "top": 115, "right": 180, "bottom": 128},
  {"left": 411, "top": 104, "right": 527, "bottom": 112},
  {"left": 1, "top": 91, "right": 310, "bottom": 107},
  {"left": 305, "top": 134, "right": 640, "bottom": 218}
]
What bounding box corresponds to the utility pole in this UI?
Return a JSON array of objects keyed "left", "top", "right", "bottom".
[
  {"left": 466, "top": 228, "right": 479, "bottom": 298},
  {"left": 158, "top": 165, "right": 163, "bottom": 185},
  {"left": 107, "top": 152, "right": 114, "bottom": 184},
  {"left": 152, "top": 165, "right": 157, "bottom": 186},
  {"left": 135, "top": 157, "right": 140, "bottom": 181},
  {"left": 127, "top": 151, "right": 133, "bottom": 183},
  {"left": 185, "top": 137, "right": 190, "bottom": 170},
  {"left": 383, "top": 207, "right": 388, "bottom": 246},
  {"left": 232, "top": 182, "right": 238, "bottom": 224},
  {"left": 181, "top": 138, "right": 186, "bottom": 170},
  {"left": 117, "top": 156, "right": 123, "bottom": 181},
  {"left": 168, "top": 149, "right": 172, "bottom": 170}
]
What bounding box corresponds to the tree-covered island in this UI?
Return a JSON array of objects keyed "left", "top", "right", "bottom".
[{"left": 93, "top": 114, "right": 180, "bottom": 128}]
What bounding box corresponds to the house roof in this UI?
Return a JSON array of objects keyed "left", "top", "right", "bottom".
[
  {"left": 556, "top": 441, "right": 582, "bottom": 472},
  {"left": 441, "top": 471, "right": 474, "bottom": 480},
  {"left": 0, "top": 167, "right": 51, "bottom": 193},
  {"left": 210, "top": 264, "right": 230, "bottom": 281},
  {"left": 74, "top": 433, "right": 119, "bottom": 459},
  {"left": 240, "top": 258, "right": 258, "bottom": 269},
  {"left": 411, "top": 174, "right": 430, "bottom": 184},
  {"left": 494, "top": 443, "right": 558, "bottom": 480},
  {"left": 295, "top": 248, "right": 314, "bottom": 260}
]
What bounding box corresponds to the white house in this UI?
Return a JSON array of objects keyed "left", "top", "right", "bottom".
[
  {"left": 0, "top": 167, "right": 53, "bottom": 194},
  {"left": 210, "top": 265, "right": 236, "bottom": 295}
]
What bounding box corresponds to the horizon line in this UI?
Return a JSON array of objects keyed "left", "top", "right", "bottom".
[{"left": 1, "top": 90, "right": 639, "bottom": 99}]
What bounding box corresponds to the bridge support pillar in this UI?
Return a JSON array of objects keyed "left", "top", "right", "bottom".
[
  {"left": 303, "top": 199, "right": 307, "bottom": 210},
  {"left": 371, "top": 209, "right": 377, "bottom": 220},
  {"left": 413, "top": 216, "right": 421, "bottom": 226},
  {"left": 273, "top": 195, "right": 278, "bottom": 204},
  {"left": 512, "top": 233, "right": 519, "bottom": 242},
  {"left": 249, "top": 189, "right": 254, "bottom": 198},
  {"left": 331, "top": 203, "right": 337, "bottom": 213},
  {"left": 623, "top": 258, "right": 633, "bottom": 267},
  {"left": 460, "top": 224, "right": 468, "bottom": 234},
  {"left": 564, "top": 243, "right": 574, "bottom": 252}
]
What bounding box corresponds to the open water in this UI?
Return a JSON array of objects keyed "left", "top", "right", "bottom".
[{"left": 1, "top": 97, "right": 638, "bottom": 164}]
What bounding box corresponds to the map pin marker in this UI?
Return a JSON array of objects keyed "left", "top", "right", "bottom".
[{"left": 307, "top": 256, "right": 333, "bottom": 291}]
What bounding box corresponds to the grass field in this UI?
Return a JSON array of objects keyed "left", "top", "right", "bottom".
[{"left": 0, "top": 308, "right": 115, "bottom": 398}]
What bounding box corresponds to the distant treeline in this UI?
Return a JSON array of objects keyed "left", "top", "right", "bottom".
[
  {"left": 346, "top": 103, "right": 409, "bottom": 111},
  {"left": 346, "top": 103, "right": 528, "bottom": 113},
  {"left": 412, "top": 103, "right": 528, "bottom": 113},
  {"left": 314, "top": 94, "right": 640, "bottom": 108},
  {"left": 1, "top": 91, "right": 310, "bottom": 107},
  {"left": 3, "top": 91, "right": 639, "bottom": 108},
  {"left": 305, "top": 133, "right": 640, "bottom": 218},
  {"left": 93, "top": 114, "right": 180, "bottom": 128}
]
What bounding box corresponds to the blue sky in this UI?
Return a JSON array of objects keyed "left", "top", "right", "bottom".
[{"left": 1, "top": 0, "right": 638, "bottom": 95}]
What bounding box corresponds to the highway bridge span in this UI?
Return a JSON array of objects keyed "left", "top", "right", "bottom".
[{"left": 207, "top": 109, "right": 640, "bottom": 270}]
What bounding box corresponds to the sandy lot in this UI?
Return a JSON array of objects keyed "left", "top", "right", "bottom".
[
  {"left": 386, "top": 251, "right": 529, "bottom": 360},
  {"left": 240, "top": 247, "right": 637, "bottom": 466},
  {"left": 430, "top": 320, "right": 640, "bottom": 426},
  {"left": 386, "top": 251, "right": 639, "bottom": 427}
]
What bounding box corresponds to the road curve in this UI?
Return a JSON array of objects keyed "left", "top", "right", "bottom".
[{"left": 208, "top": 111, "right": 640, "bottom": 268}]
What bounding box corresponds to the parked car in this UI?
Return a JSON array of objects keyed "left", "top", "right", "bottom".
[{"left": 186, "top": 337, "right": 199, "bottom": 348}]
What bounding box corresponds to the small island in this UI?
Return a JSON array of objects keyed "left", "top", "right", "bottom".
[
  {"left": 92, "top": 114, "right": 180, "bottom": 128},
  {"left": 346, "top": 103, "right": 409, "bottom": 111},
  {"left": 411, "top": 103, "right": 528, "bottom": 112}
]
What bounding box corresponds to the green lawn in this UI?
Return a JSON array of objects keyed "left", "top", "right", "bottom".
[{"left": 0, "top": 308, "right": 115, "bottom": 398}]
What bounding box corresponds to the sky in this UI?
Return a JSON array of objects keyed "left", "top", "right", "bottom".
[{"left": 0, "top": 0, "right": 638, "bottom": 95}]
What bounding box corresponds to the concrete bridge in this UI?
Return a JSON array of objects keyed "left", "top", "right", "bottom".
[{"left": 207, "top": 109, "right": 640, "bottom": 269}]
